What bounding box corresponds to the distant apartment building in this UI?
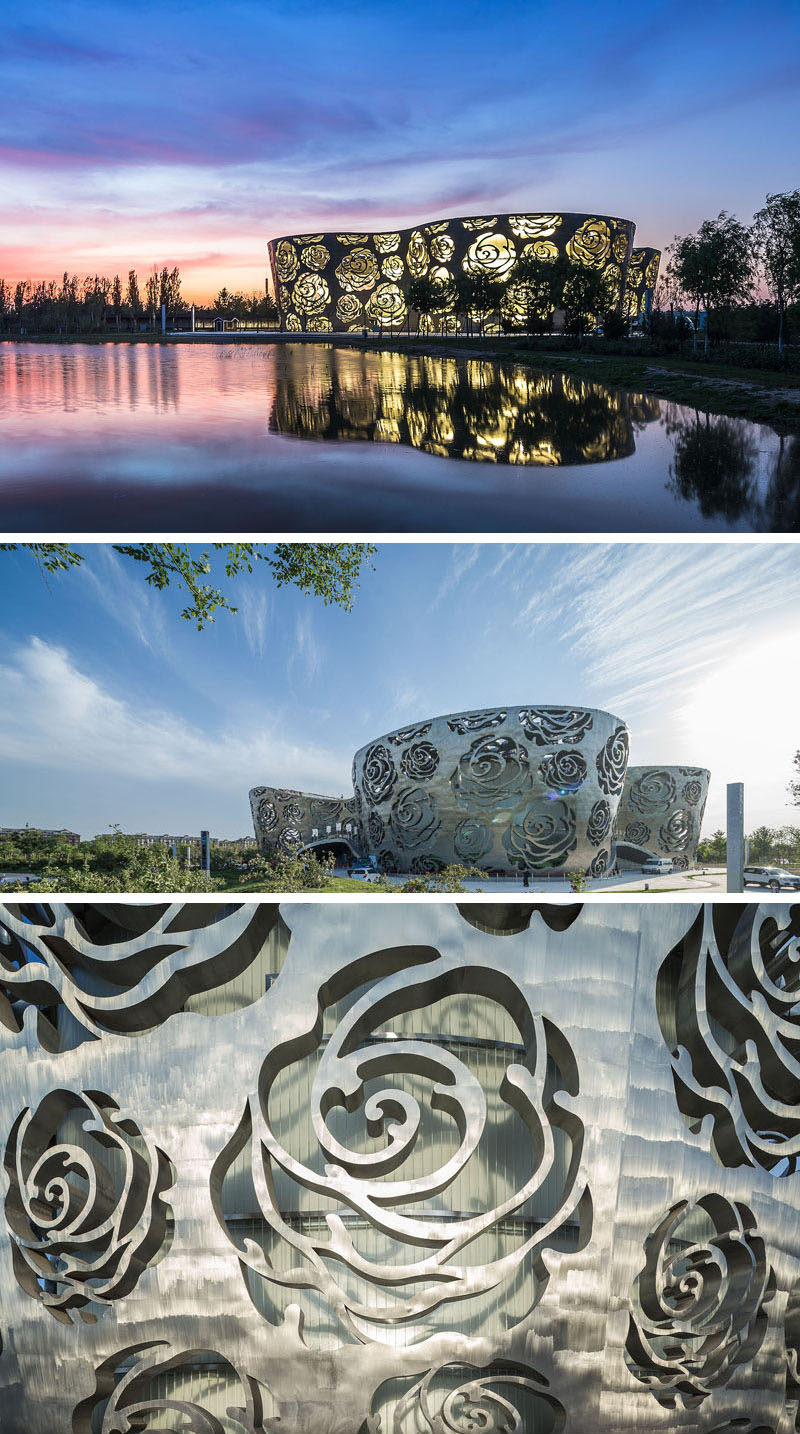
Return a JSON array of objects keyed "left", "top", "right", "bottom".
[{"left": 0, "top": 826, "right": 80, "bottom": 846}]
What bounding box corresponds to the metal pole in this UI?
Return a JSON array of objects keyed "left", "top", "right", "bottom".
[
  {"left": 160, "top": 302, "right": 166, "bottom": 334},
  {"left": 200, "top": 829, "right": 211, "bottom": 877},
  {"left": 726, "top": 782, "right": 744, "bottom": 893}
]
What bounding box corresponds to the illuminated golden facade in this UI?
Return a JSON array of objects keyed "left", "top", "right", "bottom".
[{"left": 268, "top": 213, "right": 661, "bottom": 333}]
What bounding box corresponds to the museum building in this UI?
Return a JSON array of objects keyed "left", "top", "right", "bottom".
[
  {"left": 249, "top": 705, "right": 710, "bottom": 876},
  {"left": 268, "top": 211, "right": 661, "bottom": 334}
]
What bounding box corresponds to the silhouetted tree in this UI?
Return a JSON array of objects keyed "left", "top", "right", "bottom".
[
  {"left": 668, "top": 212, "right": 755, "bottom": 350},
  {"left": 753, "top": 189, "right": 800, "bottom": 352}
]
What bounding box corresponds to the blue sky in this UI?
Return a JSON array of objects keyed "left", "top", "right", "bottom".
[
  {"left": 2, "top": 1, "right": 799, "bottom": 297},
  {"left": 1, "top": 542, "right": 798, "bottom": 838}
]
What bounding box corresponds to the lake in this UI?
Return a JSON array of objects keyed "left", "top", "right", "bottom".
[{"left": 0, "top": 341, "right": 795, "bottom": 531}]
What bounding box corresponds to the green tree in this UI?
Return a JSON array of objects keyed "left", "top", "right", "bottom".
[
  {"left": 126, "top": 269, "right": 142, "bottom": 318},
  {"left": 753, "top": 189, "right": 800, "bottom": 352},
  {"left": 668, "top": 212, "right": 755, "bottom": 351},
  {"left": 747, "top": 825, "right": 778, "bottom": 862},
  {"left": 789, "top": 751, "right": 800, "bottom": 806},
  {"left": 697, "top": 829, "right": 726, "bottom": 863},
  {"left": 561, "top": 263, "right": 609, "bottom": 337},
  {"left": 0, "top": 542, "right": 376, "bottom": 629}
]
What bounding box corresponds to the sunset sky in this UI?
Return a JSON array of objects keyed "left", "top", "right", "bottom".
[{"left": 3, "top": 1, "right": 800, "bottom": 302}]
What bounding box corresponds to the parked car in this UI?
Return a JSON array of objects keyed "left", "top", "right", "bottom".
[
  {"left": 743, "top": 865, "right": 800, "bottom": 892},
  {"left": 641, "top": 857, "right": 674, "bottom": 875},
  {"left": 349, "top": 858, "right": 378, "bottom": 882}
]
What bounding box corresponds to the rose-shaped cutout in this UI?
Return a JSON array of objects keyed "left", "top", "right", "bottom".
[
  {"left": 453, "top": 817, "right": 492, "bottom": 862},
  {"left": 566, "top": 218, "right": 611, "bottom": 269},
  {"left": 360, "top": 743, "right": 397, "bottom": 804},
  {"left": 595, "top": 726, "right": 629, "bottom": 795},
  {"left": 451, "top": 735, "right": 532, "bottom": 810},
  {"left": 4, "top": 1090, "right": 173, "bottom": 1323},
  {"left": 335, "top": 247, "right": 379, "bottom": 293},
  {"left": 538, "top": 750, "right": 587, "bottom": 793},
  {"left": 628, "top": 770, "right": 677, "bottom": 816},
  {"left": 657, "top": 905, "right": 800, "bottom": 1175},
  {"left": 463, "top": 232, "right": 517, "bottom": 278},
  {"left": 586, "top": 799, "right": 611, "bottom": 845},
  {"left": 389, "top": 786, "right": 440, "bottom": 848},
  {"left": 399, "top": 741, "right": 440, "bottom": 782},
  {"left": 625, "top": 1195, "right": 775, "bottom": 1408},
  {"left": 503, "top": 800, "right": 577, "bottom": 871},
  {"left": 518, "top": 707, "right": 593, "bottom": 746},
  {"left": 369, "top": 1360, "right": 565, "bottom": 1434},
  {"left": 659, "top": 809, "right": 692, "bottom": 851},
  {"left": 213, "top": 950, "right": 587, "bottom": 1345}
]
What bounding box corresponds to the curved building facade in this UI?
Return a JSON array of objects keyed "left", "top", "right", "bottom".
[
  {"left": 248, "top": 785, "right": 358, "bottom": 858},
  {"left": 0, "top": 901, "right": 797, "bottom": 1433},
  {"left": 352, "top": 705, "right": 629, "bottom": 876},
  {"left": 615, "top": 765, "right": 711, "bottom": 869},
  {"left": 269, "top": 212, "right": 661, "bottom": 334}
]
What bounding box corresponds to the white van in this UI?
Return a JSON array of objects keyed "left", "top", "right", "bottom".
[{"left": 641, "top": 856, "right": 674, "bottom": 876}]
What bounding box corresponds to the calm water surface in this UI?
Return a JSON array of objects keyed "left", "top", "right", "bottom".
[{"left": 0, "top": 342, "right": 796, "bottom": 531}]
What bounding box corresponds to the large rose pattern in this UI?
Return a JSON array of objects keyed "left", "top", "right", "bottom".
[
  {"left": 626, "top": 1195, "right": 775, "bottom": 1408},
  {"left": 214, "top": 951, "right": 587, "bottom": 1345},
  {"left": 361, "top": 743, "right": 397, "bottom": 803},
  {"left": 4, "top": 1090, "right": 173, "bottom": 1322},
  {"left": 389, "top": 786, "right": 441, "bottom": 847},
  {"left": 270, "top": 214, "right": 658, "bottom": 331},
  {"left": 595, "top": 725, "right": 629, "bottom": 795},
  {"left": 451, "top": 736, "right": 532, "bottom": 809},
  {"left": 502, "top": 800, "right": 577, "bottom": 870}
]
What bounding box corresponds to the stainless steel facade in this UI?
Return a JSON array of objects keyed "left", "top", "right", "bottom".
[{"left": 0, "top": 900, "right": 797, "bottom": 1432}]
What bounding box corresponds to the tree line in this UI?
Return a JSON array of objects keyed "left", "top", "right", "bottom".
[
  {"left": 0, "top": 266, "right": 277, "bottom": 336},
  {"left": 661, "top": 189, "right": 800, "bottom": 352},
  {"left": 697, "top": 824, "right": 800, "bottom": 867}
]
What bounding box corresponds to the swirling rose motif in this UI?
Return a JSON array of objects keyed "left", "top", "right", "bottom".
[
  {"left": 586, "top": 799, "right": 611, "bottom": 845},
  {"left": 388, "top": 721, "right": 432, "bottom": 745},
  {"left": 369, "top": 1360, "right": 565, "bottom": 1434},
  {"left": 283, "top": 798, "right": 305, "bottom": 822},
  {"left": 310, "top": 797, "right": 347, "bottom": 822},
  {"left": 73, "top": 1344, "right": 268, "bottom": 1434},
  {"left": 213, "top": 950, "right": 588, "bottom": 1346},
  {"left": 374, "top": 232, "right": 401, "bottom": 253},
  {"left": 657, "top": 905, "right": 800, "bottom": 1175},
  {"left": 451, "top": 736, "right": 532, "bottom": 810},
  {"left": 521, "top": 238, "right": 559, "bottom": 263},
  {"left": 336, "top": 292, "right": 362, "bottom": 324},
  {"left": 589, "top": 849, "right": 609, "bottom": 876},
  {"left": 463, "top": 232, "right": 517, "bottom": 278},
  {"left": 624, "top": 820, "right": 651, "bottom": 845},
  {"left": 430, "top": 233, "right": 455, "bottom": 263},
  {"left": 503, "top": 800, "right": 577, "bottom": 871},
  {"left": 0, "top": 903, "right": 277, "bottom": 1045},
  {"left": 407, "top": 230, "right": 429, "bottom": 277},
  {"left": 409, "top": 853, "right": 446, "bottom": 874},
  {"left": 296, "top": 233, "right": 323, "bottom": 242},
  {"left": 646, "top": 253, "right": 660, "bottom": 287},
  {"left": 335, "top": 247, "right": 379, "bottom": 292},
  {"left": 509, "top": 214, "right": 562, "bottom": 238},
  {"left": 366, "top": 282, "right": 407, "bottom": 327},
  {"left": 252, "top": 789, "right": 278, "bottom": 831},
  {"left": 336, "top": 232, "right": 365, "bottom": 243},
  {"left": 307, "top": 315, "right": 333, "bottom": 332},
  {"left": 381, "top": 254, "right": 404, "bottom": 281},
  {"left": 453, "top": 817, "right": 492, "bottom": 862},
  {"left": 389, "top": 786, "right": 441, "bottom": 848},
  {"left": 595, "top": 725, "right": 629, "bottom": 795},
  {"left": 292, "top": 272, "right": 330, "bottom": 315},
  {"left": 285, "top": 313, "right": 301, "bottom": 331},
  {"left": 400, "top": 740, "right": 440, "bottom": 782},
  {"left": 274, "top": 239, "right": 298, "bottom": 284},
  {"left": 628, "top": 770, "right": 677, "bottom": 816},
  {"left": 300, "top": 243, "right": 329, "bottom": 270},
  {"left": 518, "top": 707, "right": 593, "bottom": 746},
  {"left": 447, "top": 709, "right": 507, "bottom": 734},
  {"left": 683, "top": 778, "right": 703, "bottom": 806},
  {"left": 566, "top": 217, "right": 611, "bottom": 268},
  {"left": 613, "top": 227, "right": 630, "bottom": 262},
  {"left": 4, "top": 1090, "right": 173, "bottom": 1322},
  {"left": 462, "top": 216, "right": 498, "bottom": 229},
  {"left": 277, "top": 826, "right": 302, "bottom": 853},
  {"left": 660, "top": 809, "right": 692, "bottom": 851},
  {"left": 368, "top": 811, "right": 385, "bottom": 847},
  {"left": 538, "top": 750, "right": 587, "bottom": 792},
  {"left": 625, "top": 1195, "right": 775, "bottom": 1408},
  {"left": 361, "top": 743, "right": 397, "bottom": 803}
]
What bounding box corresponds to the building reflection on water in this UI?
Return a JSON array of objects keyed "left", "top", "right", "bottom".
[{"left": 269, "top": 348, "right": 662, "bottom": 466}]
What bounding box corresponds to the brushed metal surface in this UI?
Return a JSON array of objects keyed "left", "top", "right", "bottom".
[{"left": 0, "top": 900, "right": 797, "bottom": 1433}]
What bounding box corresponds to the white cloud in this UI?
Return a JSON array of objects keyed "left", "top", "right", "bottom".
[{"left": 0, "top": 638, "right": 349, "bottom": 796}]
